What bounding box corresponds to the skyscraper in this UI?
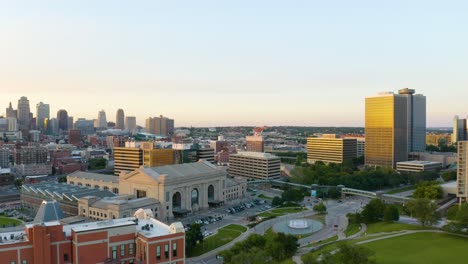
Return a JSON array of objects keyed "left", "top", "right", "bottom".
[
  {"left": 365, "top": 88, "right": 426, "bottom": 168},
  {"left": 145, "top": 115, "right": 174, "bottom": 136},
  {"left": 452, "top": 116, "right": 467, "bottom": 145},
  {"left": 67, "top": 116, "right": 74, "bottom": 130},
  {"left": 97, "top": 110, "right": 107, "bottom": 129},
  {"left": 125, "top": 116, "right": 137, "bottom": 134},
  {"left": 6, "top": 102, "right": 16, "bottom": 118},
  {"left": 457, "top": 141, "right": 468, "bottom": 203},
  {"left": 57, "top": 109, "right": 69, "bottom": 133},
  {"left": 365, "top": 92, "right": 408, "bottom": 168},
  {"left": 36, "top": 102, "right": 50, "bottom": 132},
  {"left": 116, "top": 109, "right": 125, "bottom": 130},
  {"left": 17, "top": 96, "right": 31, "bottom": 128}
]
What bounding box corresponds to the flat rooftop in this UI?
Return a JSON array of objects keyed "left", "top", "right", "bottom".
[
  {"left": 231, "top": 151, "right": 280, "bottom": 159},
  {"left": 397, "top": 160, "right": 442, "bottom": 165},
  {"left": 22, "top": 182, "right": 116, "bottom": 201},
  {"left": 68, "top": 171, "right": 119, "bottom": 184}
]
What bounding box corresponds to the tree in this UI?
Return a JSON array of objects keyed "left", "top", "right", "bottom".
[
  {"left": 455, "top": 203, "right": 468, "bottom": 226},
  {"left": 313, "top": 203, "right": 327, "bottom": 214},
  {"left": 447, "top": 205, "right": 459, "bottom": 221},
  {"left": 266, "top": 232, "right": 298, "bottom": 261},
  {"left": 413, "top": 181, "right": 443, "bottom": 199},
  {"left": 321, "top": 243, "right": 375, "bottom": 264},
  {"left": 383, "top": 205, "right": 400, "bottom": 222},
  {"left": 406, "top": 198, "right": 440, "bottom": 226},
  {"left": 185, "top": 223, "right": 203, "bottom": 256},
  {"left": 361, "top": 199, "right": 385, "bottom": 223},
  {"left": 272, "top": 196, "right": 283, "bottom": 206},
  {"left": 302, "top": 253, "right": 319, "bottom": 264},
  {"left": 441, "top": 171, "right": 457, "bottom": 182}
]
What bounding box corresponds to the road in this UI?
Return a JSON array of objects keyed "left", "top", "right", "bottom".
[{"left": 186, "top": 196, "right": 369, "bottom": 264}]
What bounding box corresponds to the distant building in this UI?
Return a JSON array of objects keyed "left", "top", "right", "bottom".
[
  {"left": 197, "top": 147, "right": 215, "bottom": 164},
  {"left": 29, "top": 130, "right": 40, "bottom": 142},
  {"left": 246, "top": 134, "right": 264, "bottom": 152},
  {"left": 17, "top": 96, "right": 31, "bottom": 129},
  {"left": 365, "top": 89, "right": 426, "bottom": 167},
  {"left": 307, "top": 134, "right": 357, "bottom": 164},
  {"left": 396, "top": 160, "right": 442, "bottom": 173},
  {"left": 15, "top": 163, "right": 52, "bottom": 177},
  {"left": 68, "top": 129, "right": 82, "bottom": 146},
  {"left": 0, "top": 167, "right": 13, "bottom": 186},
  {"left": 36, "top": 101, "right": 50, "bottom": 132},
  {"left": 146, "top": 115, "right": 174, "bottom": 136},
  {"left": 57, "top": 109, "right": 69, "bottom": 133},
  {"left": 97, "top": 110, "right": 108, "bottom": 129},
  {"left": 116, "top": 109, "right": 125, "bottom": 130},
  {"left": 14, "top": 146, "right": 48, "bottom": 165},
  {"left": 67, "top": 116, "right": 74, "bottom": 130},
  {"left": 125, "top": 116, "right": 137, "bottom": 134},
  {"left": 0, "top": 148, "right": 10, "bottom": 168},
  {"left": 426, "top": 133, "right": 452, "bottom": 146},
  {"left": 5, "top": 101, "right": 16, "bottom": 118},
  {"left": 114, "top": 146, "right": 143, "bottom": 176},
  {"left": 229, "top": 151, "right": 281, "bottom": 180},
  {"left": 75, "top": 118, "right": 95, "bottom": 135}
]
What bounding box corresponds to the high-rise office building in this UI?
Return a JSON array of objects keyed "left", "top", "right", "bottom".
[
  {"left": 114, "top": 146, "right": 143, "bottom": 176},
  {"left": 229, "top": 152, "right": 281, "bottom": 180},
  {"left": 146, "top": 115, "right": 174, "bottom": 136},
  {"left": 246, "top": 134, "right": 264, "bottom": 152},
  {"left": 365, "top": 91, "right": 409, "bottom": 168},
  {"left": 97, "top": 110, "right": 107, "bottom": 129},
  {"left": 57, "top": 109, "right": 69, "bottom": 133},
  {"left": 36, "top": 102, "right": 50, "bottom": 132},
  {"left": 67, "top": 116, "right": 74, "bottom": 130},
  {"left": 457, "top": 141, "right": 468, "bottom": 203},
  {"left": 452, "top": 116, "right": 468, "bottom": 145},
  {"left": 398, "top": 88, "right": 426, "bottom": 152},
  {"left": 75, "top": 118, "right": 95, "bottom": 135},
  {"left": 116, "top": 109, "right": 125, "bottom": 130},
  {"left": 365, "top": 89, "right": 426, "bottom": 168},
  {"left": 125, "top": 116, "right": 137, "bottom": 134},
  {"left": 307, "top": 134, "right": 357, "bottom": 164},
  {"left": 49, "top": 118, "right": 59, "bottom": 135},
  {"left": 17, "top": 96, "right": 31, "bottom": 128},
  {"left": 6, "top": 102, "right": 16, "bottom": 118}
]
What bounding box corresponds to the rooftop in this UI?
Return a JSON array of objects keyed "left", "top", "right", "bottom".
[
  {"left": 396, "top": 160, "right": 442, "bottom": 165},
  {"left": 231, "top": 151, "right": 280, "bottom": 159},
  {"left": 145, "top": 160, "right": 220, "bottom": 179},
  {"left": 22, "top": 182, "right": 116, "bottom": 202},
  {"left": 68, "top": 171, "right": 119, "bottom": 184}
]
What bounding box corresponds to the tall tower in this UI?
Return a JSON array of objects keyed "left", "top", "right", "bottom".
[
  {"left": 457, "top": 141, "right": 468, "bottom": 203},
  {"left": 125, "top": 116, "right": 137, "bottom": 134},
  {"left": 365, "top": 91, "right": 408, "bottom": 168},
  {"left": 116, "top": 109, "right": 125, "bottom": 130},
  {"left": 452, "top": 116, "right": 467, "bottom": 145},
  {"left": 398, "top": 88, "right": 426, "bottom": 152},
  {"left": 36, "top": 102, "right": 50, "bottom": 132},
  {"left": 6, "top": 102, "right": 16, "bottom": 118},
  {"left": 17, "top": 96, "right": 31, "bottom": 128},
  {"left": 57, "top": 109, "right": 69, "bottom": 133},
  {"left": 97, "top": 110, "right": 107, "bottom": 129}
]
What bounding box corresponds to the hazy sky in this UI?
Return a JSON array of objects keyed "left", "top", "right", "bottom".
[{"left": 1, "top": 1, "right": 467, "bottom": 127}]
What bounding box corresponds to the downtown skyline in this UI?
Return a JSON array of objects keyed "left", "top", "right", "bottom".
[{"left": 2, "top": 1, "right": 468, "bottom": 127}]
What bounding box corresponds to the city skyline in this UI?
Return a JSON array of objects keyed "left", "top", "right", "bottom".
[{"left": 2, "top": 1, "right": 468, "bottom": 127}]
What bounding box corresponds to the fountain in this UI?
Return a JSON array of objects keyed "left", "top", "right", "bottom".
[{"left": 272, "top": 218, "right": 323, "bottom": 235}]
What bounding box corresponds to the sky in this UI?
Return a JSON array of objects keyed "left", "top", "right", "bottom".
[{"left": 1, "top": 0, "right": 467, "bottom": 127}]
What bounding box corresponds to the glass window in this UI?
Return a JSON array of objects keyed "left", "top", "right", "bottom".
[
  {"left": 156, "top": 246, "right": 161, "bottom": 260},
  {"left": 164, "top": 244, "right": 169, "bottom": 258},
  {"left": 173, "top": 242, "right": 177, "bottom": 257},
  {"left": 22, "top": 261, "right": 27, "bottom": 264},
  {"left": 112, "top": 246, "right": 117, "bottom": 259},
  {"left": 129, "top": 243, "right": 134, "bottom": 255},
  {"left": 121, "top": 244, "right": 125, "bottom": 256},
  {"left": 64, "top": 254, "right": 69, "bottom": 261}
]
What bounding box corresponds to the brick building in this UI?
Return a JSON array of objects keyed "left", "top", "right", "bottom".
[{"left": 0, "top": 209, "right": 185, "bottom": 264}]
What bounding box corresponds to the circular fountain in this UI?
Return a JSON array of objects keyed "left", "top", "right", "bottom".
[{"left": 272, "top": 219, "right": 323, "bottom": 236}]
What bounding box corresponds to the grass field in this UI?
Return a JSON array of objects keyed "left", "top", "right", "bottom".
[
  {"left": 365, "top": 222, "right": 429, "bottom": 234},
  {"left": 258, "top": 194, "right": 273, "bottom": 200},
  {"left": 190, "top": 224, "right": 247, "bottom": 256},
  {"left": 258, "top": 207, "right": 304, "bottom": 218},
  {"left": 345, "top": 222, "right": 361, "bottom": 237},
  {"left": 362, "top": 232, "right": 468, "bottom": 264},
  {"left": 0, "top": 217, "right": 22, "bottom": 227}
]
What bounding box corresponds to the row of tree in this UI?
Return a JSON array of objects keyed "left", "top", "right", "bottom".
[
  {"left": 348, "top": 199, "right": 399, "bottom": 224},
  {"left": 219, "top": 232, "right": 298, "bottom": 263},
  {"left": 290, "top": 162, "right": 439, "bottom": 191},
  {"left": 303, "top": 243, "right": 376, "bottom": 264}
]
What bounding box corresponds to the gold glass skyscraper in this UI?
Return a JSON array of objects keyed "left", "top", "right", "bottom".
[{"left": 365, "top": 92, "right": 408, "bottom": 168}]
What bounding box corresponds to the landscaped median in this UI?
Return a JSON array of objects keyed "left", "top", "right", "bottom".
[
  {"left": 0, "top": 216, "right": 22, "bottom": 228},
  {"left": 188, "top": 224, "right": 248, "bottom": 257}
]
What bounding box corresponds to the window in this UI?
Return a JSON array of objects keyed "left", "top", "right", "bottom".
[
  {"left": 113, "top": 188, "right": 119, "bottom": 194},
  {"left": 121, "top": 244, "right": 125, "bottom": 256},
  {"left": 156, "top": 246, "right": 161, "bottom": 260},
  {"left": 112, "top": 246, "right": 117, "bottom": 259},
  {"left": 164, "top": 244, "right": 169, "bottom": 258},
  {"left": 129, "top": 243, "right": 134, "bottom": 255},
  {"left": 166, "top": 191, "right": 170, "bottom": 202},
  {"left": 86, "top": 184, "right": 91, "bottom": 187},
  {"left": 129, "top": 260, "right": 134, "bottom": 264},
  {"left": 173, "top": 242, "right": 177, "bottom": 256},
  {"left": 10, "top": 262, "right": 16, "bottom": 264},
  {"left": 136, "top": 189, "right": 147, "bottom": 198},
  {"left": 22, "top": 261, "right": 27, "bottom": 264},
  {"left": 64, "top": 254, "right": 69, "bottom": 261}
]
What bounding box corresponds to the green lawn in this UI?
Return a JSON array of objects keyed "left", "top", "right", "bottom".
[
  {"left": 190, "top": 224, "right": 247, "bottom": 257},
  {"left": 362, "top": 232, "right": 468, "bottom": 264},
  {"left": 345, "top": 222, "right": 361, "bottom": 237},
  {"left": 386, "top": 185, "right": 416, "bottom": 194},
  {"left": 258, "top": 194, "right": 273, "bottom": 200},
  {"left": 365, "top": 222, "right": 429, "bottom": 235},
  {"left": 271, "top": 207, "right": 304, "bottom": 214},
  {"left": 0, "top": 217, "right": 22, "bottom": 227}
]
